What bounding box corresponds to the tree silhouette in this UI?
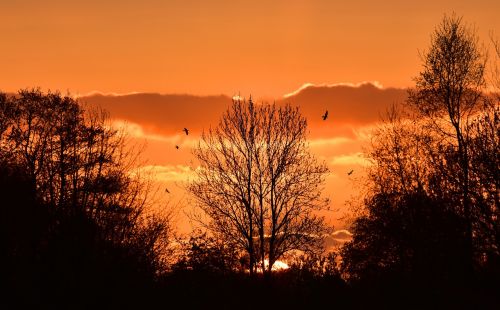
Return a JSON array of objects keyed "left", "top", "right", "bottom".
[
  {"left": 342, "top": 15, "right": 500, "bottom": 288},
  {"left": 0, "top": 89, "right": 172, "bottom": 307},
  {"left": 408, "top": 14, "right": 488, "bottom": 274},
  {"left": 341, "top": 110, "right": 467, "bottom": 283},
  {"left": 188, "top": 98, "right": 331, "bottom": 276},
  {"left": 466, "top": 106, "right": 500, "bottom": 266},
  {"left": 173, "top": 230, "right": 241, "bottom": 274}
]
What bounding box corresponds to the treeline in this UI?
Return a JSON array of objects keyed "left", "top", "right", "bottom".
[{"left": 1, "top": 14, "right": 499, "bottom": 309}]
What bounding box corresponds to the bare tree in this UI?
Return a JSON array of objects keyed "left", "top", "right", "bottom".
[
  {"left": 188, "top": 98, "right": 330, "bottom": 275},
  {"left": 253, "top": 103, "right": 331, "bottom": 274}
]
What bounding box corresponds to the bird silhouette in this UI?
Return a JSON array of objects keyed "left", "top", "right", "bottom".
[
  {"left": 175, "top": 145, "right": 179, "bottom": 150},
  {"left": 322, "top": 110, "right": 329, "bottom": 120},
  {"left": 165, "top": 188, "right": 170, "bottom": 194},
  {"left": 183, "top": 128, "right": 189, "bottom": 135},
  {"left": 347, "top": 169, "right": 354, "bottom": 176}
]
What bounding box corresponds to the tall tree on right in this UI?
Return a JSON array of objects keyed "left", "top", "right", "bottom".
[
  {"left": 408, "top": 14, "right": 488, "bottom": 276},
  {"left": 341, "top": 15, "right": 499, "bottom": 285}
]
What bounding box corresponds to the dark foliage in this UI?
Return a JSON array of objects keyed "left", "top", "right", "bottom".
[
  {"left": 340, "top": 14, "right": 500, "bottom": 309},
  {"left": 0, "top": 89, "right": 169, "bottom": 308},
  {"left": 164, "top": 258, "right": 348, "bottom": 310},
  {"left": 173, "top": 230, "right": 242, "bottom": 274},
  {"left": 342, "top": 191, "right": 468, "bottom": 284}
]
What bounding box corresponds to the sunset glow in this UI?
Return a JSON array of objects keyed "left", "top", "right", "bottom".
[
  {"left": 2, "top": 1, "right": 498, "bottom": 238},
  {"left": 2, "top": 1, "right": 499, "bottom": 308}
]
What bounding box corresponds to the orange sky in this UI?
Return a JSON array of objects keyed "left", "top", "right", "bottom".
[
  {"left": 81, "top": 84, "right": 406, "bottom": 232},
  {"left": 1, "top": 1, "right": 499, "bottom": 234},
  {"left": 1, "top": 0, "right": 499, "bottom": 97}
]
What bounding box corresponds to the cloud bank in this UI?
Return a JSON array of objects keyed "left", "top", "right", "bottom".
[{"left": 80, "top": 82, "right": 407, "bottom": 140}]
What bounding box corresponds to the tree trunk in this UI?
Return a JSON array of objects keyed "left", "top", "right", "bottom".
[{"left": 456, "top": 125, "right": 474, "bottom": 280}]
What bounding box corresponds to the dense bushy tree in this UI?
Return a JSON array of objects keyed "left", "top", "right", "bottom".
[
  {"left": 0, "top": 89, "right": 172, "bottom": 307},
  {"left": 173, "top": 230, "right": 242, "bottom": 274},
  {"left": 342, "top": 15, "right": 499, "bottom": 285},
  {"left": 341, "top": 112, "right": 466, "bottom": 283}
]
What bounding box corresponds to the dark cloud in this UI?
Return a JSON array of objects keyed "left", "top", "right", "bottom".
[
  {"left": 277, "top": 83, "right": 408, "bottom": 138},
  {"left": 79, "top": 83, "right": 407, "bottom": 139},
  {"left": 80, "top": 93, "right": 232, "bottom": 136}
]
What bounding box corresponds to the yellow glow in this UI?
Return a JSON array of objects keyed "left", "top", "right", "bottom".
[
  {"left": 257, "top": 260, "right": 290, "bottom": 273},
  {"left": 272, "top": 260, "right": 290, "bottom": 271}
]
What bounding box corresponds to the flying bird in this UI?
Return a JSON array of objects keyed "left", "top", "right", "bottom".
[
  {"left": 347, "top": 169, "right": 354, "bottom": 176},
  {"left": 165, "top": 188, "right": 170, "bottom": 194},
  {"left": 183, "top": 128, "right": 189, "bottom": 135},
  {"left": 322, "top": 110, "right": 329, "bottom": 121},
  {"left": 175, "top": 145, "right": 179, "bottom": 150}
]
